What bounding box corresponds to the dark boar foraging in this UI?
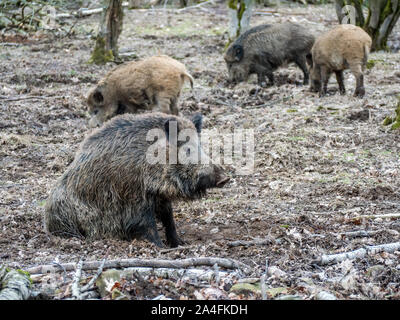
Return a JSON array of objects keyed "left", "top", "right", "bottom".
[
  {"left": 87, "top": 55, "right": 194, "bottom": 128},
  {"left": 306, "top": 24, "right": 372, "bottom": 98},
  {"left": 44, "top": 112, "right": 229, "bottom": 248},
  {"left": 224, "top": 22, "right": 315, "bottom": 86}
]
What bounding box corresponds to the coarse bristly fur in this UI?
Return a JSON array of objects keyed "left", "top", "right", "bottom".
[
  {"left": 224, "top": 22, "right": 315, "bottom": 86},
  {"left": 86, "top": 55, "right": 194, "bottom": 128},
  {"left": 306, "top": 24, "right": 372, "bottom": 98},
  {"left": 44, "top": 112, "right": 229, "bottom": 248}
]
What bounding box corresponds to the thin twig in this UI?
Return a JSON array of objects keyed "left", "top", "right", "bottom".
[{"left": 227, "top": 238, "right": 273, "bottom": 248}]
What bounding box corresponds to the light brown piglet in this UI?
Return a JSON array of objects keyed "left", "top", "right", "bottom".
[
  {"left": 307, "top": 24, "right": 372, "bottom": 98},
  {"left": 87, "top": 55, "right": 194, "bottom": 127}
]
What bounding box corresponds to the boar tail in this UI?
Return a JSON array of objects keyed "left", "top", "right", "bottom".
[{"left": 182, "top": 72, "right": 194, "bottom": 89}]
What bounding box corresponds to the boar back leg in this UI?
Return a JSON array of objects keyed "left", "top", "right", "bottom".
[
  {"left": 350, "top": 64, "right": 365, "bottom": 98},
  {"left": 293, "top": 55, "right": 309, "bottom": 85},
  {"left": 156, "top": 198, "right": 184, "bottom": 247}
]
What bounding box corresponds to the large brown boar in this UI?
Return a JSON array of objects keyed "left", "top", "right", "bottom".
[
  {"left": 306, "top": 24, "right": 372, "bottom": 97},
  {"left": 224, "top": 22, "right": 315, "bottom": 86},
  {"left": 44, "top": 112, "right": 229, "bottom": 247},
  {"left": 86, "top": 55, "right": 194, "bottom": 128}
]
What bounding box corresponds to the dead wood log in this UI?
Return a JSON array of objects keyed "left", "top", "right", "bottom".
[
  {"left": 0, "top": 265, "right": 32, "bottom": 300},
  {"left": 112, "top": 266, "right": 236, "bottom": 282},
  {"left": 314, "top": 241, "right": 400, "bottom": 265},
  {"left": 25, "top": 257, "right": 250, "bottom": 275}
]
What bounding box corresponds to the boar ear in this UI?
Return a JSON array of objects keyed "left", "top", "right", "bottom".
[
  {"left": 93, "top": 89, "right": 104, "bottom": 104},
  {"left": 306, "top": 53, "right": 313, "bottom": 67},
  {"left": 233, "top": 45, "right": 244, "bottom": 62},
  {"left": 191, "top": 113, "right": 203, "bottom": 133},
  {"left": 164, "top": 118, "right": 180, "bottom": 142}
]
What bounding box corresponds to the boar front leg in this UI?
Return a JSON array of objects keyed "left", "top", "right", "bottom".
[
  {"left": 126, "top": 203, "right": 164, "bottom": 247},
  {"left": 169, "top": 97, "right": 179, "bottom": 115},
  {"left": 256, "top": 65, "right": 274, "bottom": 87},
  {"left": 156, "top": 198, "right": 184, "bottom": 248},
  {"left": 256, "top": 72, "right": 267, "bottom": 87},
  {"left": 334, "top": 70, "right": 346, "bottom": 95},
  {"left": 155, "top": 93, "right": 173, "bottom": 114},
  {"left": 319, "top": 66, "right": 331, "bottom": 97}
]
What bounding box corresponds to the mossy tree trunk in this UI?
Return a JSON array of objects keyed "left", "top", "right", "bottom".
[
  {"left": 0, "top": 265, "right": 32, "bottom": 300},
  {"left": 89, "top": 0, "right": 124, "bottom": 64},
  {"left": 335, "top": 0, "right": 400, "bottom": 51},
  {"left": 227, "top": 0, "right": 254, "bottom": 46}
]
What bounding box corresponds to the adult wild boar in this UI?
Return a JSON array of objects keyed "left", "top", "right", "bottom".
[
  {"left": 306, "top": 24, "right": 372, "bottom": 97},
  {"left": 86, "top": 55, "right": 194, "bottom": 127},
  {"left": 224, "top": 22, "right": 315, "bottom": 86},
  {"left": 44, "top": 112, "right": 229, "bottom": 247}
]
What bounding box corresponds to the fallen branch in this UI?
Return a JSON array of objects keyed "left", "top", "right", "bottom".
[
  {"left": 159, "top": 245, "right": 197, "bottom": 253},
  {"left": 176, "top": 0, "right": 216, "bottom": 12},
  {"left": 0, "top": 265, "right": 32, "bottom": 300},
  {"left": 350, "top": 213, "right": 400, "bottom": 220},
  {"left": 25, "top": 257, "right": 250, "bottom": 275},
  {"left": 227, "top": 238, "right": 273, "bottom": 248},
  {"left": 0, "top": 43, "right": 22, "bottom": 46},
  {"left": 56, "top": 2, "right": 129, "bottom": 18},
  {"left": 71, "top": 259, "right": 83, "bottom": 299},
  {"left": 341, "top": 230, "right": 382, "bottom": 238},
  {"left": 315, "top": 241, "right": 400, "bottom": 265},
  {"left": 0, "top": 95, "right": 53, "bottom": 102}
]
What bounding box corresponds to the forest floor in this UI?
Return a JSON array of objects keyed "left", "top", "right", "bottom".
[{"left": 1, "top": 2, "right": 400, "bottom": 300}]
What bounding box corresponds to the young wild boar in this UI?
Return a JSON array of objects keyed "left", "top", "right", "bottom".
[
  {"left": 86, "top": 55, "right": 194, "bottom": 128},
  {"left": 224, "top": 22, "right": 315, "bottom": 86},
  {"left": 306, "top": 24, "right": 372, "bottom": 97},
  {"left": 44, "top": 112, "right": 229, "bottom": 248}
]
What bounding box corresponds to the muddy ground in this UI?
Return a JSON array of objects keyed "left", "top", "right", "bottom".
[{"left": 1, "top": 2, "right": 400, "bottom": 300}]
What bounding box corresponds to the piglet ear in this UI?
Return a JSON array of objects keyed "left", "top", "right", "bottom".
[
  {"left": 164, "top": 118, "right": 179, "bottom": 142},
  {"left": 190, "top": 113, "right": 203, "bottom": 133}
]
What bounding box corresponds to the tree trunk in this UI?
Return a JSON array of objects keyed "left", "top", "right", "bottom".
[
  {"left": 227, "top": 0, "right": 254, "bottom": 46},
  {"left": 0, "top": 265, "right": 32, "bottom": 300},
  {"left": 89, "top": 0, "right": 124, "bottom": 64},
  {"left": 335, "top": 0, "right": 400, "bottom": 51}
]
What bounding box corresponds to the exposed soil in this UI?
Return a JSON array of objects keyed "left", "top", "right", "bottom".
[{"left": 1, "top": 2, "right": 400, "bottom": 300}]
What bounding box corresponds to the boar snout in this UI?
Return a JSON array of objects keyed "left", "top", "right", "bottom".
[
  {"left": 215, "top": 166, "right": 230, "bottom": 188},
  {"left": 197, "top": 166, "right": 230, "bottom": 190},
  {"left": 216, "top": 175, "right": 230, "bottom": 188},
  {"left": 88, "top": 117, "right": 101, "bottom": 128}
]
